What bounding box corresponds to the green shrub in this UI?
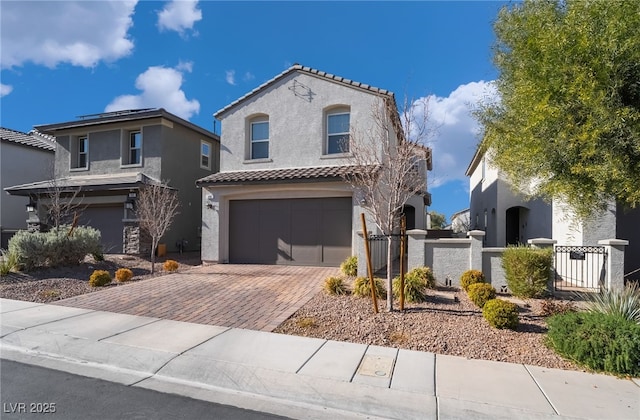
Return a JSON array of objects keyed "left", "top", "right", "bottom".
[
  {"left": 467, "top": 282, "right": 496, "bottom": 308},
  {"left": 89, "top": 270, "right": 112, "bottom": 287},
  {"left": 340, "top": 256, "right": 358, "bottom": 277},
  {"left": 353, "top": 276, "right": 387, "bottom": 299},
  {"left": 115, "top": 268, "right": 133, "bottom": 283},
  {"left": 580, "top": 283, "right": 640, "bottom": 323},
  {"left": 324, "top": 276, "right": 349, "bottom": 295},
  {"left": 546, "top": 311, "right": 640, "bottom": 376},
  {"left": 502, "top": 245, "right": 552, "bottom": 298},
  {"left": 460, "top": 269, "right": 485, "bottom": 292},
  {"left": 163, "top": 259, "right": 179, "bottom": 272},
  {"left": 8, "top": 226, "right": 102, "bottom": 271},
  {"left": 392, "top": 267, "right": 435, "bottom": 303},
  {"left": 0, "top": 249, "right": 18, "bottom": 276},
  {"left": 408, "top": 267, "right": 436, "bottom": 289},
  {"left": 482, "top": 299, "right": 519, "bottom": 330}
]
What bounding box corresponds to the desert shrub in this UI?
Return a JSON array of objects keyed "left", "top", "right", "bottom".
[
  {"left": 460, "top": 269, "right": 485, "bottom": 292},
  {"left": 324, "top": 276, "right": 349, "bottom": 295},
  {"left": 539, "top": 299, "right": 577, "bottom": 317},
  {"left": 163, "top": 259, "right": 179, "bottom": 272},
  {"left": 579, "top": 283, "right": 640, "bottom": 323},
  {"left": 89, "top": 270, "right": 112, "bottom": 287},
  {"left": 0, "top": 249, "right": 18, "bottom": 276},
  {"left": 115, "top": 268, "right": 134, "bottom": 283},
  {"left": 502, "top": 245, "right": 552, "bottom": 298},
  {"left": 482, "top": 298, "right": 519, "bottom": 330},
  {"left": 546, "top": 311, "right": 640, "bottom": 376},
  {"left": 340, "top": 256, "right": 358, "bottom": 277},
  {"left": 467, "top": 282, "right": 496, "bottom": 308},
  {"left": 353, "top": 276, "right": 387, "bottom": 299},
  {"left": 8, "top": 226, "right": 102, "bottom": 271},
  {"left": 392, "top": 268, "right": 435, "bottom": 303}
]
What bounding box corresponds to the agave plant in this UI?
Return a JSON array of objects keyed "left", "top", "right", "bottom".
[{"left": 581, "top": 282, "right": 640, "bottom": 323}]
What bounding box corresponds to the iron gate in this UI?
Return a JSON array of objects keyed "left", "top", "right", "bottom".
[{"left": 554, "top": 245, "right": 607, "bottom": 291}]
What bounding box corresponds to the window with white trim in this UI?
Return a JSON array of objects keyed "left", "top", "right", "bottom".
[
  {"left": 70, "top": 135, "right": 89, "bottom": 170},
  {"left": 120, "top": 129, "right": 143, "bottom": 167},
  {"left": 201, "top": 140, "right": 212, "bottom": 170},
  {"left": 326, "top": 110, "right": 350, "bottom": 154},
  {"left": 250, "top": 119, "right": 269, "bottom": 159}
]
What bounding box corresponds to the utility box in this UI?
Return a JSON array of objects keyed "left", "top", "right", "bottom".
[{"left": 156, "top": 243, "right": 167, "bottom": 257}]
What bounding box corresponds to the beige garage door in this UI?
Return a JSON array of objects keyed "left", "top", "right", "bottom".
[{"left": 229, "top": 197, "right": 352, "bottom": 266}]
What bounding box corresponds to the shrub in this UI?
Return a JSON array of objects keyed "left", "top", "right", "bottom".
[
  {"left": 392, "top": 267, "right": 435, "bottom": 303},
  {"left": 546, "top": 311, "right": 640, "bottom": 376},
  {"left": 502, "top": 245, "right": 552, "bottom": 298},
  {"left": 482, "top": 298, "right": 519, "bottom": 330},
  {"left": 163, "top": 259, "right": 179, "bottom": 272},
  {"left": 353, "top": 276, "right": 387, "bottom": 299},
  {"left": 8, "top": 226, "right": 102, "bottom": 271},
  {"left": 0, "top": 249, "right": 18, "bottom": 276},
  {"left": 539, "top": 299, "right": 577, "bottom": 317},
  {"left": 580, "top": 283, "right": 640, "bottom": 323},
  {"left": 467, "top": 282, "right": 496, "bottom": 308},
  {"left": 115, "top": 268, "right": 134, "bottom": 283},
  {"left": 89, "top": 270, "right": 112, "bottom": 287},
  {"left": 460, "top": 269, "right": 485, "bottom": 292},
  {"left": 340, "top": 256, "right": 357, "bottom": 277},
  {"left": 324, "top": 276, "right": 349, "bottom": 295}
]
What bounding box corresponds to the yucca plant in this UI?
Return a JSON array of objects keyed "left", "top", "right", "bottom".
[
  {"left": 0, "top": 249, "right": 18, "bottom": 276},
  {"left": 580, "top": 282, "right": 640, "bottom": 323}
]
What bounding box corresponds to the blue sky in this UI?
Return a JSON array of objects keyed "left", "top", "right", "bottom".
[{"left": 1, "top": 0, "right": 507, "bottom": 222}]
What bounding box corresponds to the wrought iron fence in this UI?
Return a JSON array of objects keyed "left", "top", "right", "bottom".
[{"left": 554, "top": 245, "right": 607, "bottom": 292}]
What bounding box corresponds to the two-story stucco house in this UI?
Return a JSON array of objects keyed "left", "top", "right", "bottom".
[
  {"left": 5, "top": 108, "right": 220, "bottom": 254},
  {"left": 1, "top": 128, "right": 56, "bottom": 248},
  {"left": 197, "top": 64, "right": 431, "bottom": 267}
]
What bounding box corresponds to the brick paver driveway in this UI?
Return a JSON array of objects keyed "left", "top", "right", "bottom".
[{"left": 53, "top": 264, "right": 338, "bottom": 331}]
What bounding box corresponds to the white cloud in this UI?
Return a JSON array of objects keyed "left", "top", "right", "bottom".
[
  {"left": 1, "top": 1, "right": 136, "bottom": 69},
  {"left": 413, "top": 81, "right": 497, "bottom": 188},
  {"left": 0, "top": 84, "right": 13, "bottom": 97},
  {"left": 243, "top": 71, "right": 255, "bottom": 82},
  {"left": 176, "top": 60, "right": 194, "bottom": 73},
  {"left": 225, "top": 70, "right": 236, "bottom": 85},
  {"left": 157, "top": 0, "right": 202, "bottom": 35},
  {"left": 105, "top": 65, "right": 200, "bottom": 120}
]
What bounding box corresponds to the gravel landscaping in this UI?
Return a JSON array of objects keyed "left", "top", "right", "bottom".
[{"left": 1, "top": 256, "right": 582, "bottom": 372}]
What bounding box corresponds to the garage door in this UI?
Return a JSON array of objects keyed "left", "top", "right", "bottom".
[
  {"left": 78, "top": 205, "right": 124, "bottom": 253},
  {"left": 229, "top": 197, "right": 352, "bottom": 266}
]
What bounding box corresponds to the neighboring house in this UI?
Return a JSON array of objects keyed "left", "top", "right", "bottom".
[
  {"left": 0, "top": 128, "right": 56, "bottom": 248},
  {"left": 5, "top": 108, "right": 220, "bottom": 254},
  {"left": 466, "top": 147, "right": 640, "bottom": 278},
  {"left": 197, "top": 64, "right": 431, "bottom": 267},
  {"left": 449, "top": 208, "right": 470, "bottom": 234}
]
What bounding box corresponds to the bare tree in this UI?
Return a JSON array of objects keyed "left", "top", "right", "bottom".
[
  {"left": 135, "top": 181, "right": 180, "bottom": 273},
  {"left": 344, "top": 96, "right": 433, "bottom": 311},
  {"left": 45, "top": 178, "right": 84, "bottom": 229}
]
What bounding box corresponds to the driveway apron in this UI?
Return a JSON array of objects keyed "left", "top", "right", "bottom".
[{"left": 52, "top": 264, "right": 338, "bottom": 331}]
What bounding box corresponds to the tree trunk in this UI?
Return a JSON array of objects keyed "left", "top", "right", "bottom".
[
  {"left": 150, "top": 243, "right": 156, "bottom": 274},
  {"left": 386, "top": 236, "right": 394, "bottom": 311}
]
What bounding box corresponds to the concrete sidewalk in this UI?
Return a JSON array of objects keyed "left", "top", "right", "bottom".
[{"left": 1, "top": 298, "right": 638, "bottom": 420}]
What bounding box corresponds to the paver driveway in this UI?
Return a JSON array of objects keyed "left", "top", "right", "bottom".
[{"left": 53, "top": 264, "right": 338, "bottom": 331}]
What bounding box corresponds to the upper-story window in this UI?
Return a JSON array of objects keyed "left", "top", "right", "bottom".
[
  {"left": 121, "top": 129, "right": 143, "bottom": 167},
  {"left": 70, "top": 135, "right": 89, "bottom": 170},
  {"left": 326, "top": 109, "right": 350, "bottom": 154},
  {"left": 250, "top": 118, "right": 269, "bottom": 160},
  {"left": 201, "top": 140, "right": 212, "bottom": 170}
]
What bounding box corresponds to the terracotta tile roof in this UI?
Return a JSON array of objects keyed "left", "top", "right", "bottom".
[
  {"left": 214, "top": 64, "right": 394, "bottom": 118},
  {"left": 196, "top": 165, "right": 376, "bottom": 186},
  {"left": 0, "top": 127, "right": 56, "bottom": 151}
]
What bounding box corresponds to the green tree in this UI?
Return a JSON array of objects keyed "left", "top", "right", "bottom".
[
  {"left": 476, "top": 0, "right": 640, "bottom": 219},
  {"left": 428, "top": 211, "right": 447, "bottom": 229}
]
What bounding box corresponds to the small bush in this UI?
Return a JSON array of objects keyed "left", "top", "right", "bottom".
[
  {"left": 467, "top": 282, "right": 496, "bottom": 308},
  {"left": 89, "top": 270, "right": 112, "bottom": 287},
  {"left": 546, "top": 311, "right": 640, "bottom": 376},
  {"left": 392, "top": 268, "right": 434, "bottom": 303},
  {"left": 482, "top": 298, "right": 519, "bottom": 330},
  {"left": 353, "top": 276, "right": 387, "bottom": 299},
  {"left": 340, "top": 256, "right": 357, "bottom": 277},
  {"left": 580, "top": 283, "right": 640, "bottom": 323},
  {"left": 502, "top": 245, "right": 552, "bottom": 298},
  {"left": 460, "top": 269, "right": 485, "bottom": 292},
  {"left": 539, "top": 299, "right": 577, "bottom": 317},
  {"left": 324, "top": 276, "right": 349, "bottom": 295},
  {"left": 0, "top": 249, "right": 18, "bottom": 276},
  {"left": 115, "top": 268, "right": 134, "bottom": 283},
  {"left": 408, "top": 267, "right": 436, "bottom": 289},
  {"left": 163, "top": 259, "right": 179, "bottom": 272}
]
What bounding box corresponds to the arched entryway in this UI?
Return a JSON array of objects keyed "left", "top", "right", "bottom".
[
  {"left": 505, "top": 206, "right": 529, "bottom": 245},
  {"left": 402, "top": 205, "right": 416, "bottom": 230}
]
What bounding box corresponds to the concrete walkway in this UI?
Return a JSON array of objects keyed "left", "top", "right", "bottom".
[
  {"left": 1, "top": 298, "right": 638, "bottom": 420},
  {"left": 53, "top": 264, "right": 336, "bottom": 331}
]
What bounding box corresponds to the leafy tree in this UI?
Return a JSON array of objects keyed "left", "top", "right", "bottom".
[
  {"left": 136, "top": 181, "right": 180, "bottom": 274},
  {"left": 428, "top": 211, "right": 447, "bottom": 229},
  {"left": 475, "top": 0, "right": 640, "bottom": 219}
]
